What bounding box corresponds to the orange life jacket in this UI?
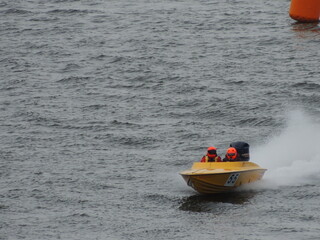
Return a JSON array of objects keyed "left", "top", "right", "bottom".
[{"left": 203, "top": 155, "right": 221, "bottom": 162}]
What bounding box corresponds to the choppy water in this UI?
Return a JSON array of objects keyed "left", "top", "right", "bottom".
[{"left": 1, "top": 0, "right": 320, "bottom": 239}]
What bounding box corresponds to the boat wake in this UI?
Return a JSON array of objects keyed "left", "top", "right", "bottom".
[{"left": 251, "top": 110, "right": 320, "bottom": 188}]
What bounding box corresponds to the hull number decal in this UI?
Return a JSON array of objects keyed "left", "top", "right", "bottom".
[
  {"left": 187, "top": 178, "right": 194, "bottom": 188},
  {"left": 225, "top": 173, "right": 240, "bottom": 186}
]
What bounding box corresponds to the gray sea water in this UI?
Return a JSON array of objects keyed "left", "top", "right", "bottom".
[{"left": 1, "top": 0, "right": 320, "bottom": 239}]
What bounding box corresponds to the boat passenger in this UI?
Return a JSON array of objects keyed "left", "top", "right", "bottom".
[
  {"left": 223, "top": 147, "right": 240, "bottom": 161},
  {"left": 200, "top": 146, "right": 222, "bottom": 162}
]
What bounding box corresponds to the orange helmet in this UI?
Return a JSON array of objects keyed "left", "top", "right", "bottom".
[
  {"left": 226, "top": 147, "right": 237, "bottom": 160},
  {"left": 207, "top": 146, "right": 217, "bottom": 158}
]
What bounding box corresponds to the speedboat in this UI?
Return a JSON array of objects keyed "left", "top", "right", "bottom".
[{"left": 180, "top": 161, "right": 267, "bottom": 194}]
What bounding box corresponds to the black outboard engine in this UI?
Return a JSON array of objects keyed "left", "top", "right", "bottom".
[{"left": 230, "top": 141, "right": 250, "bottom": 161}]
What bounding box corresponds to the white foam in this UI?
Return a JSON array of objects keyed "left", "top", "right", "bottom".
[{"left": 251, "top": 110, "right": 320, "bottom": 188}]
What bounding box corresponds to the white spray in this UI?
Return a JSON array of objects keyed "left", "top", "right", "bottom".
[{"left": 251, "top": 110, "right": 320, "bottom": 188}]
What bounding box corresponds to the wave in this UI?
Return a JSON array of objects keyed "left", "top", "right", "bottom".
[
  {"left": 292, "top": 82, "right": 320, "bottom": 91},
  {"left": 1, "top": 9, "right": 32, "bottom": 15},
  {"left": 47, "top": 9, "right": 94, "bottom": 15}
]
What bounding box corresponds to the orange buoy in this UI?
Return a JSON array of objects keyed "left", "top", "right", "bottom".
[{"left": 289, "top": 0, "right": 320, "bottom": 22}]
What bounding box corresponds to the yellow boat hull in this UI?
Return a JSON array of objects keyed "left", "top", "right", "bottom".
[{"left": 180, "top": 162, "right": 267, "bottom": 194}]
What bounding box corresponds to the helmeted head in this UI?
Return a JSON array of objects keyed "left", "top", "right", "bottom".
[
  {"left": 226, "top": 147, "right": 237, "bottom": 160},
  {"left": 207, "top": 146, "right": 217, "bottom": 158}
]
